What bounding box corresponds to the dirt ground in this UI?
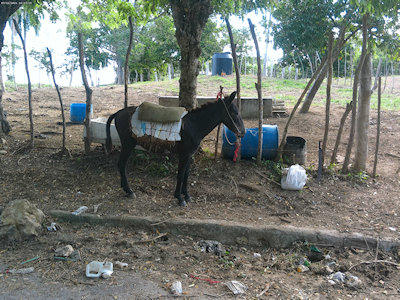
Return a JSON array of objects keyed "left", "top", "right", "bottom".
[
  {"left": 1, "top": 224, "right": 400, "bottom": 299},
  {"left": 1, "top": 78, "right": 400, "bottom": 298}
]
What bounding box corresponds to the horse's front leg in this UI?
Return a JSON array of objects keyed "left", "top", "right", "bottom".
[
  {"left": 182, "top": 156, "right": 193, "bottom": 203},
  {"left": 174, "top": 156, "right": 190, "bottom": 206}
]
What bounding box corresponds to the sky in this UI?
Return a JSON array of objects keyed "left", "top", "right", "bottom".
[{"left": 2, "top": 4, "right": 282, "bottom": 87}]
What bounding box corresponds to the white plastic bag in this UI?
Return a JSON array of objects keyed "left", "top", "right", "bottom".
[{"left": 281, "top": 164, "right": 307, "bottom": 190}]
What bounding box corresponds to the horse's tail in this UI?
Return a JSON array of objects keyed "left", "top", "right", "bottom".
[{"left": 106, "top": 112, "right": 117, "bottom": 154}]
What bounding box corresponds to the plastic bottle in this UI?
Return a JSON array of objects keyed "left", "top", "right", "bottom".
[
  {"left": 86, "top": 261, "right": 113, "bottom": 278},
  {"left": 72, "top": 206, "right": 88, "bottom": 215}
]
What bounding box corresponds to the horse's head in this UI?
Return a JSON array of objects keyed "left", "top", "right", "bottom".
[{"left": 220, "top": 91, "right": 246, "bottom": 138}]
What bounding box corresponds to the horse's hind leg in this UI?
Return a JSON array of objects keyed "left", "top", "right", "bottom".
[
  {"left": 182, "top": 156, "right": 193, "bottom": 203},
  {"left": 118, "top": 137, "right": 137, "bottom": 197},
  {"left": 174, "top": 155, "right": 190, "bottom": 206}
]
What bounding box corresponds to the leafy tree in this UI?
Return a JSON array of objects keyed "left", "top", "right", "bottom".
[
  {"left": 228, "top": 27, "right": 253, "bottom": 66},
  {"left": 66, "top": 24, "right": 111, "bottom": 85},
  {"left": 128, "top": 15, "right": 225, "bottom": 80},
  {"left": 0, "top": 1, "right": 60, "bottom": 137},
  {"left": 128, "top": 15, "right": 178, "bottom": 80},
  {"left": 271, "top": 0, "right": 360, "bottom": 113},
  {"left": 143, "top": 0, "right": 272, "bottom": 109},
  {"left": 65, "top": 12, "right": 226, "bottom": 84},
  {"left": 81, "top": 0, "right": 271, "bottom": 108},
  {"left": 272, "top": 0, "right": 333, "bottom": 70},
  {"left": 1, "top": 43, "right": 21, "bottom": 83},
  {"left": 30, "top": 49, "right": 51, "bottom": 73},
  {"left": 199, "top": 18, "right": 227, "bottom": 64},
  {"left": 351, "top": 1, "right": 400, "bottom": 172}
]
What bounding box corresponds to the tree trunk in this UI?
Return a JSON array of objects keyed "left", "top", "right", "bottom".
[
  {"left": 391, "top": 61, "right": 394, "bottom": 93},
  {"left": 330, "top": 102, "right": 352, "bottom": 164},
  {"left": 78, "top": 32, "right": 93, "bottom": 154},
  {"left": 276, "top": 51, "right": 327, "bottom": 161},
  {"left": 14, "top": 19, "right": 33, "bottom": 148},
  {"left": 248, "top": 18, "right": 263, "bottom": 164},
  {"left": 115, "top": 57, "right": 124, "bottom": 85},
  {"left": 372, "top": 77, "right": 381, "bottom": 177},
  {"left": 300, "top": 25, "right": 354, "bottom": 113},
  {"left": 170, "top": 0, "right": 212, "bottom": 110},
  {"left": 342, "top": 14, "right": 368, "bottom": 173},
  {"left": 69, "top": 63, "right": 74, "bottom": 87},
  {"left": 167, "top": 64, "right": 172, "bottom": 80},
  {"left": 306, "top": 52, "right": 314, "bottom": 76},
  {"left": 344, "top": 48, "right": 347, "bottom": 85},
  {"left": 316, "top": 51, "right": 321, "bottom": 65},
  {"left": 300, "top": 61, "right": 327, "bottom": 113},
  {"left": 383, "top": 59, "right": 388, "bottom": 93},
  {"left": 226, "top": 17, "right": 241, "bottom": 162},
  {"left": 262, "top": 13, "right": 272, "bottom": 77},
  {"left": 0, "top": 54, "right": 4, "bottom": 93},
  {"left": 47, "top": 48, "right": 67, "bottom": 153},
  {"left": 337, "top": 53, "right": 340, "bottom": 85},
  {"left": 321, "top": 33, "right": 334, "bottom": 166},
  {"left": 87, "top": 66, "right": 94, "bottom": 87},
  {"left": 350, "top": 49, "right": 354, "bottom": 83},
  {"left": 298, "top": 55, "right": 304, "bottom": 79},
  {"left": 353, "top": 51, "right": 371, "bottom": 172},
  {"left": 124, "top": 15, "right": 133, "bottom": 108},
  {"left": 0, "top": 4, "right": 21, "bottom": 137},
  {"left": 11, "top": 20, "right": 16, "bottom": 89}
]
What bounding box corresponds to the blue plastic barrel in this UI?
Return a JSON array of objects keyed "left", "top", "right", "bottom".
[
  {"left": 70, "top": 103, "right": 93, "bottom": 123},
  {"left": 222, "top": 125, "right": 278, "bottom": 160},
  {"left": 212, "top": 52, "right": 233, "bottom": 76}
]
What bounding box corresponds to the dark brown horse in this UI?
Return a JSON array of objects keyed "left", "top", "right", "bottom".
[{"left": 106, "top": 91, "right": 245, "bottom": 206}]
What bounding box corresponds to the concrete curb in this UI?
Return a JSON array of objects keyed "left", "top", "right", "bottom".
[{"left": 49, "top": 210, "right": 400, "bottom": 251}]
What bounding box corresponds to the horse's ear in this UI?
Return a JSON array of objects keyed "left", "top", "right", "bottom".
[{"left": 226, "top": 91, "right": 237, "bottom": 105}]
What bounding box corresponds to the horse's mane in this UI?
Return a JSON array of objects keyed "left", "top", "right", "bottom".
[{"left": 188, "top": 100, "right": 219, "bottom": 114}]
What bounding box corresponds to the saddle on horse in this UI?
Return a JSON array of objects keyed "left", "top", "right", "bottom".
[{"left": 131, "top": 102, "right": 187, "bottom": 151}]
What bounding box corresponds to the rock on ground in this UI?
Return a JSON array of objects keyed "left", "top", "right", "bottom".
[{"left": 0, "top": 199, "right": 45, "bottom": 240}]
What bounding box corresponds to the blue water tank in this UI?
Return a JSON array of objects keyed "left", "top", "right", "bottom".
[
  {"left": 70, "top": 103, "right": 93, "bottom": 123},
  {"left": 222, "top": 125, "right": 279, "bottom": 160},
  {"left": 212, "top": 52, "right": 233, "bottom": 76}
]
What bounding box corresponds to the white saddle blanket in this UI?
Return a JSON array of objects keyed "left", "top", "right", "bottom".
[{"left": 131, "top": 107, "right": 187, "bottom": 141}]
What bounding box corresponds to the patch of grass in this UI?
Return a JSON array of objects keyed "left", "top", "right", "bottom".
[
  {"left": 125, "top": 75, "right": 400, "bottom": 111},
  {"left": 274, "top": 79, "right": 308, "bottom": 90},
  {"left": 346, "top": 171, "right": 369, "bottom": 183},
  {"left": 261, "top": 160, "right": 284, "bottom": 182},
  {"left": 201, "top": 146, "right": 215, "bottom": 159},
  {"left": 4, "top": 81, "right": 51, "bottom": 91},
  {"left": 130, "top": 149, "right": 175, "bottom": 177}
]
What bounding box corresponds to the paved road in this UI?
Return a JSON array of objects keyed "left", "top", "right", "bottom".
[{"left": 0, "top": 270, "right": 170, "bottom": 300}]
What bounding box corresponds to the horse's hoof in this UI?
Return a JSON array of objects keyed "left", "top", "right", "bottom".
[
  {"left": 178, "top": 200, "right": 187, "bottom": 207},
  {"left": 184, "top": 195, "right": 191, "bottom": 203},
  {"left": 124, "top": 189, "right": 136, "bottom": 198}
]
